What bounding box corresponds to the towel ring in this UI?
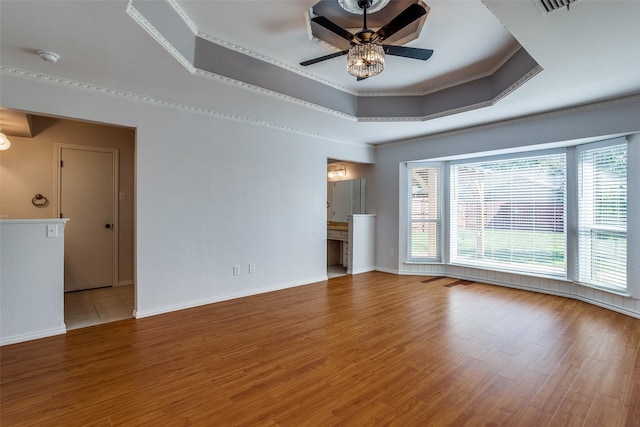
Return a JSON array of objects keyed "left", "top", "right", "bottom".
[{"left": 32, "top": 194, "right": 49, "bottom": 207}]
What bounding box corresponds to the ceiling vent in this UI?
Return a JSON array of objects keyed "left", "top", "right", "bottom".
[{"left": 535, "top": 0, "right": 580, "bottom": 14}]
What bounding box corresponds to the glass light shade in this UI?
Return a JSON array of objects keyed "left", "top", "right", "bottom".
[
  {"left": 0, "top": 132, "right": 10, "bottom": 150},
  {"left": 328, "top": 167, "right": 347, "bottom": 178},
  {"left": 347, "top": 44, "right": 385, "bottom": 78}
]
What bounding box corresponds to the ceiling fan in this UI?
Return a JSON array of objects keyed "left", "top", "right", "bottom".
[{"left": 300, "top": 0, "right": 434, "bottom": 80}]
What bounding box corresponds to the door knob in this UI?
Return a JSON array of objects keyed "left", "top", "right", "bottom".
[{"left": 105, "top": 223, "right": 112, "bottom": 229}]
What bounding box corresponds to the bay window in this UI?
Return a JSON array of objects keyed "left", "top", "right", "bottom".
[
  {"left": 405, "top": 137, "right": 629, "bottom": 293},
  {"left": 450, "top": 153, "right": 566, "bottom": 277}
]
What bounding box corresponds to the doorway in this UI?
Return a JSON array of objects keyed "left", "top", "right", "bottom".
[
  {"left": 44, "top": 116, "right": 136, "bottom": 329},
  {"left": 326, "top": 159, "right": 372, "bottom": 278},
  {"left": 58, "top": 145, "right": 118, "bottom": 292},
  {"left": 0, "top": 110, "right": 136, "bottom": 329}
]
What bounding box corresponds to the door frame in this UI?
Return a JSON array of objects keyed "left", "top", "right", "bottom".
[{"left": 54, "top": 143, "right": 120, "bottom": 288}]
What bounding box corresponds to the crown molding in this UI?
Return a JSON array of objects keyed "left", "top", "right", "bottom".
[
  {"left": 158, "top": 0, "right": 521, "bottom": 98},
  {"left": 166, "top": 0, "right": 358, "bottom": 96},
  {"left": 355, "top": 100, "right": 495, "bottom": 123},
  {"left": 378, "top": 93, "right": 640, "bottom": 148},
  {"left": 126, "top": 2, "right": 195, "bottom": 74},
  {"left": 195, "top": 31, "right": 357, "bottom": 96},
  {"left": 493, "top": 64, "right": 543, "bottom": 104},
  {"left": 194, "top": 25, "right": 521, "bottom": 99},
  {"left": 192, "top": 68, "right": 356, "bottom": 122},
  {"left": 126, "top": 1, "right": 535, "bottom": 123},
  {"left": 356, "top": 45, "right": 526, "bottom": 97},
  {"left": 125, "top": 0, "right": 541, "bottom": 122},
  {"left": 0, "top": 65, "right": 364, "bottom": 146},
  {"left": 166, "top": 0, "right": 198, "bottom": 35}
]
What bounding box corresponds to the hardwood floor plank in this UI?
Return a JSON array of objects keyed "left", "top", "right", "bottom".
[
  {"left": 2, "top": 272, "right": 639, "bottom": 425},
  {"left": 621, "top": 344, "right": 640, "bottom": 427}
]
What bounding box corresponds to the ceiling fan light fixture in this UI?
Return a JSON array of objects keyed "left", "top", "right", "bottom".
[{"left": 347, "top": 43, "right": 385, "bottom": 78}]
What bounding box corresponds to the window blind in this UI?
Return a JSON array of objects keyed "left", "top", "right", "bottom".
[
  {"left": 450, "top": 154, "right": 566, "bottom": 276},
  {"left": 408, "top": 165, "right": 441, "bottom": 261},
  {"left": 578, "top": 142, "right": 627, "bottom": 291}
]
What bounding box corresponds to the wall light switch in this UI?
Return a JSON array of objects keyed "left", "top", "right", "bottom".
[
  {"left": 119, "top": 192, "right": 126, "bottom": 200},
  {"left": 249, "top": 264, "right": 256, "bottom": 274},
  {"left": 47, "top": 224, "right": 58, "bottom": 238},
  {"left": 233, "top": 265, "right": 240, "bottom": 276}
]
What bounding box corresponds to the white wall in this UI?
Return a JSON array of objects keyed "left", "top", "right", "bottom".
[
  {"left": 372, "top": 96, "right": 640, "bottom": 318},
  {"left": 1, "top": 73, "right": 374, "bottom": 323},
  {"left": 0, "top": 220, "right": 68, "bottom": 345},
  {"left": 348, "top": 214, "right": 376, "bottom": 275}
]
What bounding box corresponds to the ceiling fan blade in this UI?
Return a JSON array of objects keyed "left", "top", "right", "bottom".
[
  {"left": 373, "top": 3, "right": 427, "bottom": 41},
  {"left": 311, "top": 16, "right": 356, "bottom": 44},
  {"left": 383, "top": 45, "right": 433, "bottom": 61},
  {"left": 300, "top": 49, "right": 349, "bottom": 66}
]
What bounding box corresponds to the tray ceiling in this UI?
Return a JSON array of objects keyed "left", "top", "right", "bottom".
[{"left": 1, "top": 1, "right": 639, "bottom": 144}]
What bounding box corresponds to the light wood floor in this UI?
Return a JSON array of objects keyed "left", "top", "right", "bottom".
[{"left": 2, "top": 272, "right": 639, "bottom": 426}]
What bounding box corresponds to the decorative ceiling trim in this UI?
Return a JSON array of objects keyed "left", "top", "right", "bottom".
[
  {"left": 356, "top": 100, "right": 495, "bottom": 122},
  {"left": 196, "top": 31, "right": 357, "bottom": 96},
  {"left": 192, "top": 68, "right": 357, "bottom": 122},
  {"left": 166, "top": 0, "right": 198, "bottom": 34},
  {"left": 162, "top": 0, "right": 520, "bottom": 98},
  {"left": 0, "top": 65, "right": 360, "bottom": 146},
  {"left": 378, "top": 94, "right": 640, "bottom": 148},
  {"left": 493, "top": 64, "right": 543, "bottom": 104},
  {"left": 126, "top": 2, "right": 195, "bottom": 74},
  {"left": 127, "top": 0, "right": 541, "bottom": 122},
  {"left": 356, "top": 45, "right": 526, "bottom": 97}
]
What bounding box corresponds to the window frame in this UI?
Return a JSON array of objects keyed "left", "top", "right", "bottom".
[
  {"left": 406, "top": 162, "right": 444, "bottom": 263},
  {"left": 576, "top": 138, "right": 628, "bottom": 293},
  {"left": 449, "top": 149, "right": 567, "bottom": 278}
]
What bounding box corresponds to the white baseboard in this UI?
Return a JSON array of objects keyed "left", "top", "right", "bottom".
[
  {"left": 374, "top": 266, "right": 400, "bottom": 275},
  {"left": 0, "top": 325, "right": 67, "bottom": 346},
  {"left": 348, "top": 267, "right": 376, "bottom": 275},
  {"left": 446, "top": 271, "right": 640, "bottom": 320},
  {"left": 134, "top": 275, "right": 328, "bottom": 319},
  {"left": 391, "top": 267, "right": 640, "bottom": 320}
]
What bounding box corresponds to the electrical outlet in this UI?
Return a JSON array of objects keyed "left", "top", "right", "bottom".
[
  {"left": 233, "top": 265, "right": 240, "bottom": 276},
  {"left": 389, "top": 249, "right": 394, "bottom": 258},
  {"left": 249, "top": 263, "right": 256, "bottom": 274}
]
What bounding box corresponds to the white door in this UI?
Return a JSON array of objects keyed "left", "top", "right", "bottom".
[{"left": 60, "top": 147, "right": 118, "bottom": 292}]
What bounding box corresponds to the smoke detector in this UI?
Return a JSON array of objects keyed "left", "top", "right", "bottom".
[{"left": 37, "top": 50, "right": 60, "bottom": 63}]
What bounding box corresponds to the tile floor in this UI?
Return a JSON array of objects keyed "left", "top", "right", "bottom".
[
  {"left": 327, "top": 265, "right": 348, "bottom": 278},
  {"left": 64, "top": 285, "right": 134, "bottom": 330}
]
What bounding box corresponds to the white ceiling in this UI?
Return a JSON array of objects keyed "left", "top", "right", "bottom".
[{"left": 1, "top": 0, "right": 639, "bottom": 145}]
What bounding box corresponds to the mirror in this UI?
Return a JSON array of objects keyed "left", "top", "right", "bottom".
[{"left": 328, "top": 179, "right": 366, "bottom": 222}]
